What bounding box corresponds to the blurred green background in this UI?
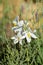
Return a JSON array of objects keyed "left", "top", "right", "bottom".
[{"left": 0, "top": 0, "right": 43, "bottom": 65}]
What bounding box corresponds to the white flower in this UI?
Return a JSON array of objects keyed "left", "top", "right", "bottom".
[
  {"left": 12, "top": 20, "right": 24, "bottom": 32},
  {"left": 17, "top": 32, "right": 25, "bottom": 45},
  {"left": 11, "top": 32, "right": 25, "bottom": 45},
  {"left": 11, "top": 17, "right": 38, "bottom": 45},
  {"left": 11, "top": 37, "right": 18, "bottom": 44},
  {"left": 23, "top": 31, "right": 37, "bottom": 43}
]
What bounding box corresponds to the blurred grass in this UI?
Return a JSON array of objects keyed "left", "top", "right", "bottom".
[{"left": 39, "top": 17, "right": 43, "bottom": 25}]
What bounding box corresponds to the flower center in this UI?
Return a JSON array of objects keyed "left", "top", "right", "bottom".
[
  {"left": 13, "top": 22, "right": 17, "bottom": 26},
  {"left": 27, "top": 32, "right": 31, "bottom": 38}
]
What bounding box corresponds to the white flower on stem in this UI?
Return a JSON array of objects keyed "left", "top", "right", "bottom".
[
  {"left": 11, "top": 17, "right": 38, "bottom": 45},
  {"left": 23, "top": 31, "right": 37, "bottom": 43},
  {"left": 11, "top": 32, "right": 25, "bottom": 45},
  {"left": 11, "top": 37, "right": 18, "bottom": 44},
  {"left": 12, "top": 16, "right": 19, "bottom": 27},
  {"left": 17, "top": 32, "right": 25, "bottom": 45}
]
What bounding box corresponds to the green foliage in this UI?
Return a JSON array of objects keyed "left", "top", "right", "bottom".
[
  {"left": 32, "top": 0, "right": 43, "bottom": 3},
  {"left": 0, "top": 0, "right": 2, "bottom": 4},
  {"left": 0, "top": 27, "right": 43, "bottom": 65},
  {"left": 0, "top": 19, "right": 43, "bottom": 65}
]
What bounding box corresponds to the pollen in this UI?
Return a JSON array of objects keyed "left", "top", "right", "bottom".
[
  {"left": 27, "top": 32, "right": 31, "bottom": 38},
  {"left": 13, "top": 22, "right": 17, "bottom": 26}
]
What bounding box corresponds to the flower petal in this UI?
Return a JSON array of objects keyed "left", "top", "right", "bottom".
[
  {"left": 18, "top": 20, "right": 24, "bottom": 26},
  {"left": 33, "top": 30, "right": 36, "bottom": 33},
  {"left": 14, "top": 39, "right": 18, "bottom": 44},
  {"left": 21, "top": 35, "right": 26, "bottom": 40},
  {"left": 25, "top": 32, "right": 31, "bottom": 43},
  {"left": 11, "top": 37, "right": 16, "bottom": 39},
  {"left": 11, "top": 37, "right": 18, "bottom": 44},
  {"left": 12, "top": 26, "right": 22, "bottom": 32},
  {"left": 30, "top": 32, "right": 37, "bottom": 39},
  {"left": 19, "top": 40, "right": 22, "bottom": 45},
  {"left": 26, "top": 37, "right": 31, "bottom": 43}
]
